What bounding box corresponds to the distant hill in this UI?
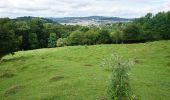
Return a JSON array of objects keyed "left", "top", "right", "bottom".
[
  {"left": 47, "top": 16, "right": 132, "bottom": 26},
  {"left": 12, "top": 16, "right": 132, "bottom": 26},
  {"left": 13, "top": 16, "right": 57, "bottom": 24}
]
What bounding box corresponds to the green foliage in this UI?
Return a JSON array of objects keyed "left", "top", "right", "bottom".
[
  {"left": 56, "top": 38, "right": 67, "bottom": 47},
  {"left": 28, "top": 33, "right": 39, "bottom": 49},
  {"left": 1, "top": 11, "right": 170, "bottom": 53},
  {"left": 0, "top": 18, "right": 21, "bottom": 59},
  {"left": 67, "top": 31, "right": 83, "bottom": 45},
  {"left": 97, "top": 29, "right": 112, "bottom": 44},
  {"left": 67, "top": 29, "right": 99, "bottom": 45},
  {"left": 15, "top": 21, "right": 31, "bottom": 50},
  {"left": 111, "top": 30, "right": 123, "bottom": 44},
  {"left": 134, "top": 11, "right": 170, "bottom": 40},
  {"left": 29, "top": 18, "right": 48, "bottom": 48},
  {"left": 84, "top": 29, "right": 98, "bottom": 45},
  {"left": 102, "top": 54, "right": 134, "bottom": 100},
  {"left": 48, "top": 33, "right": 57, "bottom": 48},
  {"left": 122, "top": 24, "right": 142, "bottom": 42},
  {"left": 80, "top": 26, "right": 90, "bottom": 32}
]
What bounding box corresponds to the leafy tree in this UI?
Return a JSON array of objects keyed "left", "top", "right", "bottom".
[
  {"left": 122, "top": 24, "right": 142, "bottom": 42},
  {"left": 15, "top": 21, "right": 31, "bottom": 50},
  {"left": 80, "top": 26, "right": 90, "bottom": 32},
  {"left": 67, "top": 31, "right": 84, "bottom": 45},
  {"left": 48, "top": 33, "right": 57, "bottom": 48},
  {"left": 153, "top": 12, "right": 170, "bottom": 39},
  {"left": 84, "top": 29, "right": 98, "bottom": 45},
  {"left": 165, "top": 11, "right": 170, "bottom": 39},
  {"left": 111, "top": 30, "right": 123, "bottom": 44},
  {"left": 68, "top": 29, "right": 98, "bottom": 45},
  {"left": 29, "top": 18, "right": 48, "bottom": 48},
  {"left": 29, "top": 33, "right": 39, "bottom": 49},
  {"left": 0, "top": 18, "right": 21, "bottom": 59},
  {"left": 97, "top": 29, "right": 112, "bottom": 44}
]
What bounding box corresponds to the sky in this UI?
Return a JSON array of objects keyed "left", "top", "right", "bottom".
[{"left": 0, "top": 0, "right": 170, "bottom": 18}]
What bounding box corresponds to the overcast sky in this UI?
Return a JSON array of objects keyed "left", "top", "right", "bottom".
[{"left": 0, "top": 0, "right": 170, "bottom": 18}]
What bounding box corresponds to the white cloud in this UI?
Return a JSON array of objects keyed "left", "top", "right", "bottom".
[{"left": 0, "top": 0, "right": 169, "bottom": 18}]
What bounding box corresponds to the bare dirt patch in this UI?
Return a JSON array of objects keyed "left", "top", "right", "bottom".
[{"left": 84, "top": 64, "right": 93, "bottom": 67}]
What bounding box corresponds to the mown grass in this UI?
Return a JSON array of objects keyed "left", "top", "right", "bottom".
[{"left": 0, "top": 40, "right": 170, "bottom": 100}]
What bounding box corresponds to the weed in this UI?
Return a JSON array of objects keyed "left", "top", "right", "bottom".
[{"left": 101, "top": 53, "right": 134, "bottom": 100}]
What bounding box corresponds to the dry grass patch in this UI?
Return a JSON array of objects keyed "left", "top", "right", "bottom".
[
  {"left": 4, "top": 85, "right": 24, "bottom": 96},
  {"left": 0, "top": 70, "right": 15, "bottom": 79},
  {"left": 49, "top": 75, "right": 64, "bottom": 82}
]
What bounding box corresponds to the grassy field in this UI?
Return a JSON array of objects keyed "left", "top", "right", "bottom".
[{"left": 0, "top": 40, "right": 170, "bottom": 100}]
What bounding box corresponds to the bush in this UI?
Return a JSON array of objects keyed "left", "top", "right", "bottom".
[
  {"left": 101, "top": 54, "right": 134, "bottom": 100},
  {"left": 111, "top": 30, "right": 123, "bottom": 44},
  {"left": 56, "top": 38, "right": 67, "bottom": 47}
]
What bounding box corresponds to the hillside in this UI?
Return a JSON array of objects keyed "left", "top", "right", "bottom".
[
  {"left": 13, "top": 16, "right": 57, "bottom": 24},
  {"left": 48, "top": 16, "right": 132, "bottom": 26},
  {"left": 0, "top": 41, "right": 170, "bottom": 100}
]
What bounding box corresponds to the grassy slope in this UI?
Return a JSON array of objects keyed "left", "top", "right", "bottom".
[{"left": 0, "top": 40, "right": 170, "bottom": 100}]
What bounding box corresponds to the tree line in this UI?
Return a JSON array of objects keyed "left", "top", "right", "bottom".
[{"left": 0, "top": 11, "right": 170, "bottom": 59}]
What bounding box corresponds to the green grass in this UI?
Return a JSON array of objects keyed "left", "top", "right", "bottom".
[{"left": 0, "top": 40, "right": 170, "bottom": 100}]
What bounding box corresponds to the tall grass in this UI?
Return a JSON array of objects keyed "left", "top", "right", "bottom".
[{"left": 102, "top": 54, "right": 134, "bottom": 100}]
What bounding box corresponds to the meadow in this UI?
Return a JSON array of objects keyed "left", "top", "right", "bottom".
[{"left": 0, "top": 40, "right": 170, "bottom": 100}]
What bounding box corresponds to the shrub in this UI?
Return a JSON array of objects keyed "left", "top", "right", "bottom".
[
  {"left": 56, "top": 38, "right": 67, "bottom": 47},
  {"left": 111, "top": 30, "right": 123, "bottom": 44},
  {"left": 101, "top": 54, "right": 134, "bottom": 100}
]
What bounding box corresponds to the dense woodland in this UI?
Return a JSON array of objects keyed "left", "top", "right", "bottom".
[{"left": 0, "top": 11, "right": 170, "bottom": 59}]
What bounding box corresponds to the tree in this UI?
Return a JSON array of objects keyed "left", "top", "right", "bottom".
[
  {"left": 0, "top": 18, "right": 21, "bottom": 59},
  {"left": 122, "top": 24, "right": 142, "bottom": 42},
  {"left": 153, "top": 12, "right": 170, "bottom": 40},
  {"left": 84, "top": 29, "right": 98, "bottom": 45},
  {"left": 80, "top": 26, "right": 90, "bottom": 32},
  {"left": 48, "top": 33, "right": 57, "bottom": 48},
  {"left": 29, "top": 18, "right": 48, "bottom": 48},
  {"left": 67, "top": 31, "right": 84, "bottom": 45},
  {"left": 111, "top": 30, "right": 123, "bottom": 44},
  {"left": 15, "top": 21, "right": 31, "bottom": 50},
  {"left": 29, "top": 33, "right": 39, "bottom": 49},
  {"left": 97, "top": 29, "right": 111, "bottom": 44}
]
